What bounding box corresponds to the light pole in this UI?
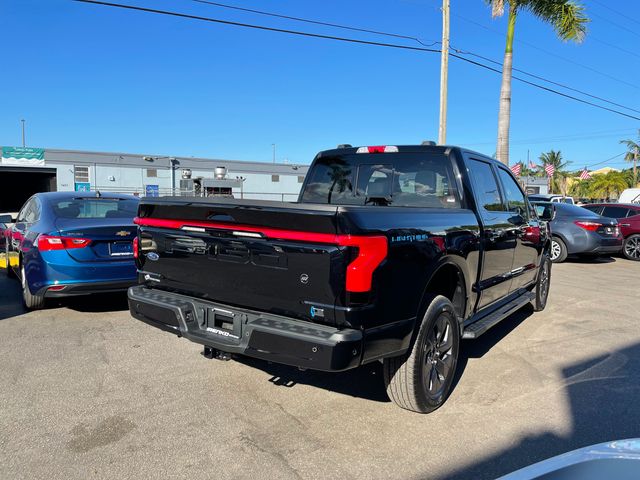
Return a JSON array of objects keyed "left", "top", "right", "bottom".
[
  {"left": 21, "top": 119, "right": 26, "bottom": 147},
  {"left": 272, "top": 144, "right": 276, "bottom": 164},
  {"left": 438, "top": 0, "right": 450, "bottom": 145}
]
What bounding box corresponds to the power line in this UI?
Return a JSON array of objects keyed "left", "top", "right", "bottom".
[
  {"left": 72, "top": 0, "right": 640, "bottom": 122},
  {"left": 589, "top": 11, "right": 640, "bottom": 40},
  {"left": 73, "top": 0, "right": 440, "bottom": 52},
  {"left": 194, "top": 0, "right": 640, "bottom": 115},
  {"left": 446, "top": 52, "right": 640, "bottom": 122},
  {"left": 584, "top": 152, "right": 626, "bottom": 168},
  {"left": 450, "top": 10, "right": 640, "bottom": 91},
  {"left": 589, "top": 36, "right": 640, "bottom": 61},
  {"left": 191, "top": 0, "right": 438, "bottom": 47},
  {"left": 589, "top": 0, "right": 640, "bottom": 24},
  {"left": 450, "top": 47, "right": 640, "bottom": 114},
  {"left": 462, "top": 129, "right": 637, "bottom": 147}
]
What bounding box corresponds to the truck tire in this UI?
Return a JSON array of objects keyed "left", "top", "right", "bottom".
[
  {"left": 623, "top": 234, "right": 640, "bottom": 261},
  {"left": 550, "top": 237, "right": 567, "bottom": 263},
  {"left": 383, "top": 295, "right": 460, "bottom": 413},
  {"left": 533, "top": 254, "right": 551, "bottom": 312},
  {"left": 21, "top": 264, "right": 45, "bottom": 310}
]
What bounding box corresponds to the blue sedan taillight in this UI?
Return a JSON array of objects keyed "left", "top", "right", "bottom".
[{"left": 37, "top": 235, "right": 92, "bottom": 251}]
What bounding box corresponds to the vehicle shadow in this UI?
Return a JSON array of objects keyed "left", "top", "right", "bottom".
[
  {"left": 451, "top": 306, "right": 534, "bottom": 393},
  {"left": 236, "top": 306, "right": 534, "bottom": 405},
  {"left": 60, "top": 292, "right": 130, "bottom": 313},
  {"left": 0, "top": 272, "right": 26, "bottom": 321},
  {"left": 235, "top": 356, "right": 390, "bottom": 403},
  {"left": 564, "top": 255, "right": 616, "bottom": 264},
  {"left": 435, "top": 341, "right": 640, "bottom": 480}
]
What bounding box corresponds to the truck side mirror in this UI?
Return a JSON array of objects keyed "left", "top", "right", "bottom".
[{"left": 0, "top": 214, "right": 13, "bottom": 224}]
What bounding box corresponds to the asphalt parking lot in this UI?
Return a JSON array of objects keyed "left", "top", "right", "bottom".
[{"left": 1, "top": 258, "right": 640, "bottom": 480}]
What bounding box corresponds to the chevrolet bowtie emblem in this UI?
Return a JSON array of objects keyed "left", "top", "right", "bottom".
[{"left": 115, "top": 231, "right": 131, "bottom": 237}]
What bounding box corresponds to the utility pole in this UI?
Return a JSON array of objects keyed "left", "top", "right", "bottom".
[
  {"left": 21, "top": 119, "right": 26, "bottom": 147},
  {"left": 272, "top": 144, "right": 276, "bottom": 164},
  {"left": 437, "top": 0, "right": 450, "bottom": 145}
]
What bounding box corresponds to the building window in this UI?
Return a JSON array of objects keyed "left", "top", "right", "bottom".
[
  {"left": 298, "top": 176, "right": 305, "bottom": 183},
  {"left": 74, "top": 165, "right": 90, "bottom": 183},
  {"left": 147, "top": 168, "right": 157, "bottom": 178},
  {"left": 271, "top": 175, "right": 280, "bottom": 182}
]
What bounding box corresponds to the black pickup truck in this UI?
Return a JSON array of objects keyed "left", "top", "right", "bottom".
[{"left": 128, "top": 144, "right": 551, "bottom": 413}]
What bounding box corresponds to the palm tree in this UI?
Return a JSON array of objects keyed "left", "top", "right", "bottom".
[
  {"left": 539, "top": 150, "right": 569, "bottom": 194},
  {"left": 487, "top": 0, "right": 588, "bottom": 165},
  {"left": 622, "top": 168, "right": 636, "bottom": 189},
  {"left": 619, "top": 134, "right": 639, "bottom": 187},
  {"left": 589, "top": 171, "right": 628, "bottom": 200},
  {"left": 569, "top": 178, "right": 592, "bottom": 199}
]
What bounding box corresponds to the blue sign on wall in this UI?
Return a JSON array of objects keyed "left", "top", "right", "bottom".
[
  {"left": 75, "top": 182, "right": 91, "bottom": 192},
  {"left": 145, "top": 184, "right": 159, "bottom": 197}
]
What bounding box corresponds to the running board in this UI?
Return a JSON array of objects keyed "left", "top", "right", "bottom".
[{"left": 462, "top": 292, "right": 535, "bottom": 339}]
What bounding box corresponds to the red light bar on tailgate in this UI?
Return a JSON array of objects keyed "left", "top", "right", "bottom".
[{"left": 134, "top": 217, "right": 387, "bottom": 292}]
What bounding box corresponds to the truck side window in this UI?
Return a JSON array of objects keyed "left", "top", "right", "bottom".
[
  {"left": 496, "top": 167, "right": 527, "bottom": 218},
  {"left": 467, "top": 159, "right": 505, "bottom": 212}
]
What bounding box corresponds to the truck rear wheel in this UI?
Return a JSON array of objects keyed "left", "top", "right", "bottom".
[
  {"left": 383, "top": 295, "right": 460, "bottom": 413},
  {"left": 533, "top": 254, "right": 551, "bottom": 312}
]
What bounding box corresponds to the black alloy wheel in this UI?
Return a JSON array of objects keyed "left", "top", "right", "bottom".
[
  {"left": 384, "top": 295, "right": 460, "bottom": 413},
  {"left": 534, "top": 254, "right": 551, "bottom": 311}
]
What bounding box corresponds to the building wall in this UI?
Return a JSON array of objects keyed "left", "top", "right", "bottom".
[{"left": 43, "top": 149, "right": 309, "bottom": 200}]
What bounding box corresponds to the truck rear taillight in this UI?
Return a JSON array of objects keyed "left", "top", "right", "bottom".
[
  {"left": 356, "top": 146, "right": 399, "bottom": 154},
  {"left": 133, "top": 237, "right": 139, "bottom": 259},
  {"left": 574, "top": 221, "right": 602, "bottom": 232},
  {"left": 338, "top": 235, "right": 388, "bottom": 293},
  {"left": 37, "top": 235, "right": 92, "bottom": 251}
]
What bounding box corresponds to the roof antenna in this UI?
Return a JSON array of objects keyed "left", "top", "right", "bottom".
[{"left": 95, "top": 190, "right": 102, "bottom": 198}]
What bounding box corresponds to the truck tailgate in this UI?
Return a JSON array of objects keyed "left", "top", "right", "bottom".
[{"left": 135, "top": 199, "right": 350, "bottom": 324}]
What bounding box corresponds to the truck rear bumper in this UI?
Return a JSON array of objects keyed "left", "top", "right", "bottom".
[{"left": 127, "top": 286, "right": 363, "bottom": 372}]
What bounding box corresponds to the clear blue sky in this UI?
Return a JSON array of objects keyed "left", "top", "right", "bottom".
[{"left": 1, "top": 0, "right": 639, "bottom": 170}]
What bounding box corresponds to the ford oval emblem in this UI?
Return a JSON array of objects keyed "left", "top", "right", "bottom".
[{"left": 146, "top": 252, "right": 160, "bottom": 261}]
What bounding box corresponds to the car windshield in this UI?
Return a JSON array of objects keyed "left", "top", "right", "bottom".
[
  {"left": 300, "top": 152, "right": 461, "bottom": 208},
  {"left": 52, "top": 198, "right": 139, "bottom": 219}
]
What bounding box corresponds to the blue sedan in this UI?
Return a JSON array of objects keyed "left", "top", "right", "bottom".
[{"left": 5, "top": 192, "right": 139, "bottom": 309}]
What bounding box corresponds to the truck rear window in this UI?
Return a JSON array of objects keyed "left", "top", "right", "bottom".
[{"left": 300, "top": 153, "right": 461, "bottom": 208}]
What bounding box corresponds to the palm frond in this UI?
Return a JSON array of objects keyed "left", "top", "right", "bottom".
[{"left": 522, "top": 0, "right": 589, "bottom": 42}]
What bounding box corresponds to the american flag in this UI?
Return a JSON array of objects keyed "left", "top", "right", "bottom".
[
  {"left": 579, "top": 168, "right": 591, "bottom": 180},
  {"left": 528, "top": 160, "right": 538, "bottom": 170},
  {"left": 510, "top": 163, "right": 522, "bottom": 176},
  {"left": 544, "top": 163, "right": 556, "bottom": 177}
]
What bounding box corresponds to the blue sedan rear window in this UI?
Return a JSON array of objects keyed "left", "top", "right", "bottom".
[{"left": 53, "top": 198, "right": 138, "bottom": 219}]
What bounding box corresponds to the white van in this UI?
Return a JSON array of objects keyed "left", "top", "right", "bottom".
[{"left": 618, "top": 188, "right": 640, "bottom": 204}]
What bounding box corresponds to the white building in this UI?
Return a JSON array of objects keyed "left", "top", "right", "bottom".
[{"left": 0, "top": 146, "right": 309, "bottom": 212}]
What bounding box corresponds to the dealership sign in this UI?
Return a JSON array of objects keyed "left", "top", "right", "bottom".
[{"left": 1, "top": 146, "right": 45, "bottom": 166}]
